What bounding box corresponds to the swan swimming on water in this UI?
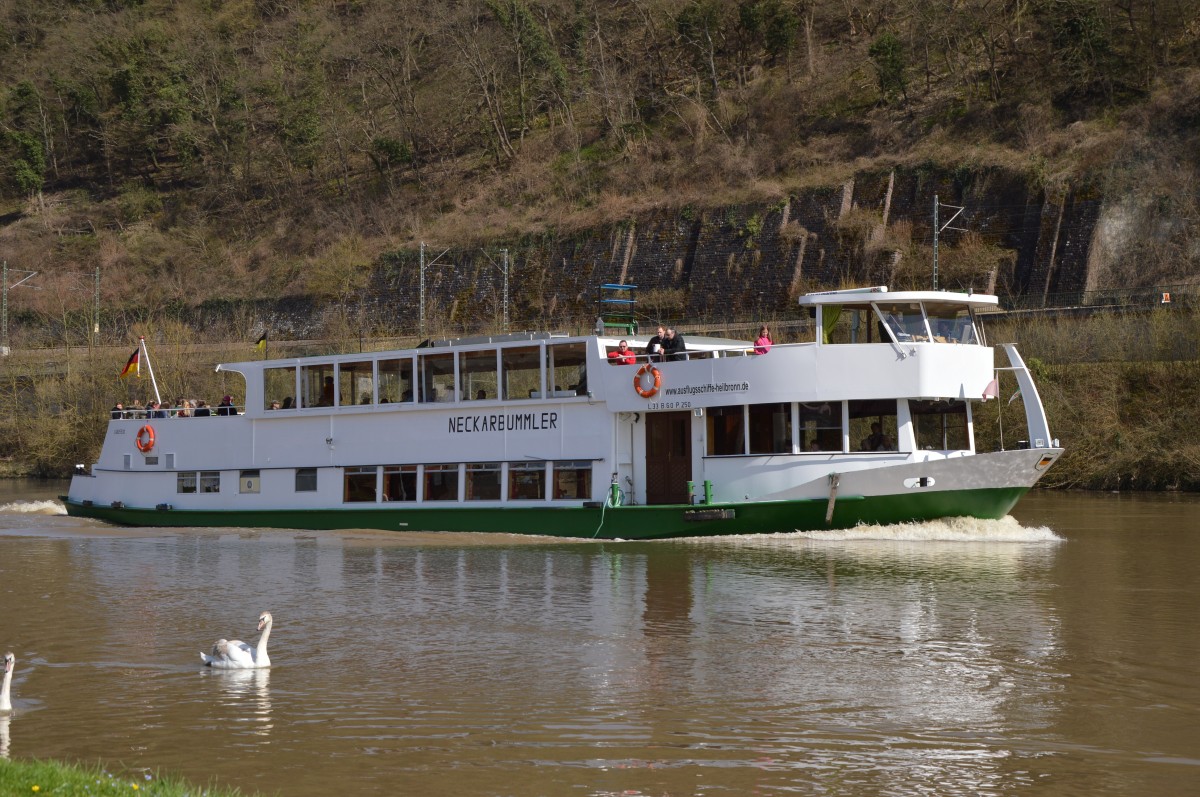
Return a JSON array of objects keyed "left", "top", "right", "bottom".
[
  {"left": 1, "top": 652, "right": 14, "bottom": 713},
  {"left": 200, "top": 612, "right": 273, "bottom": 669}
]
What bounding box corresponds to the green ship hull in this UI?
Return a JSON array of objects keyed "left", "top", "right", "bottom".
[{"left": 62, "top": 486, "right": 1029, "bottom": 540}]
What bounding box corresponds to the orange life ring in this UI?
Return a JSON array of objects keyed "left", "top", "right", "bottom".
[
  {"left": 633, "top": 364, "right": 662, "bottom": 398},
  {"left": 136, "top": 425, "right": 155, "bottom": 453}
]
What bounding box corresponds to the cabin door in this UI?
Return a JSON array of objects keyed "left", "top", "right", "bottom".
[{"left": 645, "top": 411, "right": 692, "bottom": 505}]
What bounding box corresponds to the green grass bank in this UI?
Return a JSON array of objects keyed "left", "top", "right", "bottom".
[{"left": 0, "top": 759, "right": 250, "bottom": 797}]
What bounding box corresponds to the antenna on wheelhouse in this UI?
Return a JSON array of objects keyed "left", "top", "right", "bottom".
[
  {"left": 932, "top": 195, "right": 966, "bottom": 291},
  {"left": 138, "top": 336, "right": 163, "bottom": 406}
]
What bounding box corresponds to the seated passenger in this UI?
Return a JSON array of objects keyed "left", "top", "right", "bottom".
[
  {"left": 608, "top": 340, "right": 636, "bottom": 365},
  {"left": 217, "top": 395, "right": 237, "bottom": 416},
  {"left": 193, "top": 399, "right": 211, "bottom": 417},
  {"left": 281, "top": 396, "right": 294, "bottom": 409},
  {"left": 268, "top": 400, "right": 281, "bottom": 410},
  {"left": 110, "top": 402, "right": 126, "bottom": 419},
  {"left": 861, "top": 422, "right": 892, "bottom": 451}
]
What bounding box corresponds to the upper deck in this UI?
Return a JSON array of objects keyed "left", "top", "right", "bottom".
[{"left": 206, "top": 286, "right": 996, "bottom": 418}]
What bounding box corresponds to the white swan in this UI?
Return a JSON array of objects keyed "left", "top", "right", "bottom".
[
  {"left": 1, "top": 652, "right": 14, "bottom": 713},
  {"left": 200, "top": 612, "right": 273, "bottom": 669}
]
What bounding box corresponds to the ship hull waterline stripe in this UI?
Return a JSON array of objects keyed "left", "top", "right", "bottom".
[{"left": 62, "top": 487, "right": 1029, "bottom": 540}]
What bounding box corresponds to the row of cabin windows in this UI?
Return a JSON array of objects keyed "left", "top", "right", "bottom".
[
  {"left": 179, "top": 462, "right": 592, "bottom": 502},
  {"left": 820, "top": 302, "right": 981, "bottom": 346},
  {"left": 260, "top": 343, "right": 588, "bottom": 411},
  {"left": 705, "top": 399, "right": 970, "bottom": 455}
]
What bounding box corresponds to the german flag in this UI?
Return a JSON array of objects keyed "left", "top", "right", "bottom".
[{"left": 119, "top": 347, "right": 140, "bottom": 379}]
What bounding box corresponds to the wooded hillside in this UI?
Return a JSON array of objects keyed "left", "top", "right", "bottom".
[{"left": 2, "top": 0, "right": 1199, "bottom": 332}]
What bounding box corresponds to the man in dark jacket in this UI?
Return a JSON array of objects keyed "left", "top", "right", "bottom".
[
  {"left": 217, "top": 395, "right": 237, "bottom": 416},
  {"left": 663, "top": 328, "right": 687, "bottom": 361}
]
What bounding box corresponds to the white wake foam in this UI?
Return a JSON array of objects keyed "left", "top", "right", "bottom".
[
  {"left": 681, "top": 515, "right": 1060, "bottom": 544},
  {"left": 0, "top": 499, "right": 68, "bottom": 516}
]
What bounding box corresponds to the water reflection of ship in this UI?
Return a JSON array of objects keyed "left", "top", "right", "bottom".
[{"left": 212, "top": 668, "right": 273, "bottom": 736}]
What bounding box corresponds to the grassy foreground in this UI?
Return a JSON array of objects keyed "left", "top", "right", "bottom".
[{"left": 0, "top": 759, "right": 251, "bottom": 797}]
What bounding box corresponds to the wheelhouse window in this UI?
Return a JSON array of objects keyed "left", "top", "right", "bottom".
[
  {"left": 420, "top": 352, "right": 456, "bottom": 403},
  {"left": 548, "top": 343, "right": 587, "bottom": 397},
  {"left": 200, "top": 471, "right": 221, "bottom": 493},
  {"left": 466, "top": 463, "right": 502, "bottom": 500},
  {"left": 379, "top": 357, "right": 414, "bottom": 403},
  {"left": 749, "top": 402, "right": 792, "bottom": 454},
  {"left": 340, "top": 361, "right": 374, "bottom": 406},
  {"left": 502, "top": 346, "right": 541, "bottom": 400},
  {"left": 800, "top": 402, "right": 842, "bottom": 451},
  {"left": 263, "top": 366, "right": 296, "bottom": 410},
  {"left": 508, "top": 461, "right": 546, "bottom": 500},
  {"left": 459, "top": 349, "right": 499, "bottom": 401},
  {"left": 820, "top": 306, "right": 876, "bottom": 344},
  {"left": 300, "top": 363, "right": 337, "bottom": 408},
  {"left": 706, "top": 405, "right": 745, "bottom": 455},
  {"left": 911, "top": 399, "right": 970, "bottom": 451},
  {"left": 424, "top": 464, "right": 459, "bottom": 500},
  {"left": 849, "top": 400, "right": 899, "bottom": 452},
  {"left": 924, "top": 304, "right": 980, "bottom": 344},
  {"left": 295, "top": 468, "right": 318, "bottom": 492},
  {"left": 875, "top": 302, "right": 930, "bottom": 343},
  {"left": 344, "top": 466, "right": 377, "bottom": 502},
  {"left": 177, "top": 472, "right": 197, "bottom": 494},
  {"left": 553, "top": 461, "right": 591, "bottom": 500},
  {"left": 383, "top": 465, "right": 416, "bottom": 501}
]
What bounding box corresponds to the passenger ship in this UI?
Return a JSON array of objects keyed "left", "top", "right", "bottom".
[{"left": 64, "top": 287, "right": 1061, "bottom": 539}]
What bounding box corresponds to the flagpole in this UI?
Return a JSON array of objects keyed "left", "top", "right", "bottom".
[{"left": 139, "top": 336, "right": 162, "bottom": 405}]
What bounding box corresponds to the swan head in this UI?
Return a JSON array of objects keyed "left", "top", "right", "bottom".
[
  {"left": 3, "top": 653, "right": 12, "bottom": 674},
  {"left": 257, "top": 612, "right": 273, "bottom": 632}
]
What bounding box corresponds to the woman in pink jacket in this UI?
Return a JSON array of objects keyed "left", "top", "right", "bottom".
[{"left": 754, "top": 325, "right": 772, "bottom": 355}]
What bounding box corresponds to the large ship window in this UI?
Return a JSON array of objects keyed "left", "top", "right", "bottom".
[
  {"left": 295, "top": 468, "right": 318, "bottom": 492},
  {"left": 239, "top": 470, "right": 261, "bottom": 494},
  {"left": 508, "top": 461, "right": 546, "bottom": 500},
  {"left": 340, "top": 361, "right": 374, "bottom": 406},
  {"left": 910, "top": 399, "right": 970, "bottom": 451},
  {"left": 200, "top": 471, "right": 221, "bottom": 493},
  {"left": 749, "top": 402, "right": 792, "bottom": 454},
  {"left": 343, "top": 466, "right": 377, "bottom": 502},
  {"left": 549, "top": 343, "right": 585, "bottom": 398},
  {"left": 300, "top": 363, "right": 336, "bottom": 408},
  {"left": 553, "top": 461, "right": 591, "bottom": 499},
  {"left": 923, "top": 304, "right": 979, "bottom": 344},
  {"left": 875, "top": 302, "right": 930, "bottom": 343},
  {"left": 263, "top": 366, "right": 296, "bottom": 410},
  {"left": 383, "top": 465, "right": 416, "bottom": 501},
  {"left": 706, "top": 405, "right": 746, "bottom": 455},
  {"left": 459, "top": 349, "right": 499, "bottom": 401},
  {"left": 548, "top": 343, "right": 587, "bottom": 397},
  {"left": 849, "top": 400, "right": 899, "bottom": 452},
  {"left": 378, "top": 357, "right": 414, "bottom": 403},
  {"left": 424, "top": 464, "right": 459, "bottom": 500},
  {"left": 800, "top": 402, "right": 842, "bottom": 451},
  {"left": 466, "top": 463, "right": 502, "bottom": 500},
  {"left": 419, "top": 352, "right": 456, "bottom": 403},
  {"left": 502, "top": 346, "right": 542, "bottom": 400}
]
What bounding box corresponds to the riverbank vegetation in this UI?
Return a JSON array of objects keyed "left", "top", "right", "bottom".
[
  {"left": 0, "top": 758, "right": 249, "bottom": 797},
  {"left": 3, "top": 308, "right": 1198, "bottom": 491},
  {"left": 1, "top": 0, "right": 1199, "bottom": 315}
]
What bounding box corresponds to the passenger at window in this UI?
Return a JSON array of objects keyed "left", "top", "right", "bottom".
[
  {"left": 194, "top": 399, "right": 211, "bottom": 417},
  {"left": 475, "top": 389, "right": 487, "bottom": 400},
  {"left": 217, "top": 395, "right": 237, "bottom": 416},
  {"left": 861, "top": 422, "right": 892, "bottom": 451},
  {"left": 321, "top": 376, "right": 335, "bottom": 406},
  {"left": 608, "top": 340, "right": 636, "bottom": 365},
  {"left": 281, "top": 397, "right": 293, "bottom": 409},
  {"left": 754, "top": 325, "right": 772, "bottom": 355},
  {"left": 110, "top": 402, "right": 126, "bottom": 419},
  {"left": 268, "top": 400, "right": 281, "bottom": 410}
]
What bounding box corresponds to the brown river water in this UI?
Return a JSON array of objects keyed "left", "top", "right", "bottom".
[{"left": 1, "top": 480, "right": 1199, "bottom": 796}]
